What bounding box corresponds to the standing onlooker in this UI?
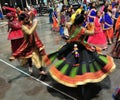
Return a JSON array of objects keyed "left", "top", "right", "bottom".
[
  {"left": 48, "top": 5, "right": 54, "bottom": 24},
  {"left": 52, "top": 8, "right": 59, "bottom": 32},
  {"left": 0, "top": 9, "right": 3, "bottom": 20},
  {"left": 57, "top": 1, "right": 63, "bottom": 12},
  {"left": 87, "top": 2, "right": 96, "bottom": 23}
]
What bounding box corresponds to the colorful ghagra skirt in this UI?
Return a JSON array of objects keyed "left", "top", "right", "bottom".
[{"left": 48, "top": 42, "right": 116, "bottom": 87}]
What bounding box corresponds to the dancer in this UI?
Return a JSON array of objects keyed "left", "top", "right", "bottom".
[
  {"left": 48, "top": 5, "right": 54, "bottom": 24},
  {"left": 111, "top": 16, "right": 120, "bottom": 58},
  {"left": 10, "top": 13, "right": 47, "bottom": 79},
  {"left": 6, "top": 12, "right": 24, "bottom": 58},
  {"left": 103, "top": 5, "right": 114, "bottom": 45},
  {"left": 88, "top": 11, "right": 107, "bottom": 50},
  {"left": 46, "top": 14, "right": 115, "bottom": 89},
  {"left": 59, "top": 5, "right": 67, "bottom": 38},
  {"left": 87, "top": 2, "right": 96, "bottom": 23},
  {"left": 52, "top": 8, "right": 59, "bottom": 32}
]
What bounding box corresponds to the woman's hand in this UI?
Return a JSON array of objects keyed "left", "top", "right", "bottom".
[{"left": 33, "top": 19, "right": 38, "bottom": 25}]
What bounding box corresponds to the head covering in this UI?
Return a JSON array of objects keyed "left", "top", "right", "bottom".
[{"left": 6, "top": 12, "right": 16, "bottom": 20}]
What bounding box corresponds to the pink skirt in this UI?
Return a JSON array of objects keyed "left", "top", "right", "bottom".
[{"left": 88, "top": 31, "right": 107, "bottom": 49}]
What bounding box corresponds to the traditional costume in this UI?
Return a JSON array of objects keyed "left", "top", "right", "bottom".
[
  {"left": 6, "top": 12, "right": 24, "bottom": 54},
  {"left": 59, "top": 10, "right": 66, "bottom": 38},
  {"left": 103, "top": 12, "right": 114, "bottom": 44},
  {"left": 88, "top": 16, "right": 107, "bottom": 49},
  {"left": 87, "top": 8, "right": 96, "bottom": 23},
  {"left": 48, "top": 6, "right": 54, "bottom": 24},
  {"left": 12, "top": 23, "right": 46, "bottom": 69},
  {"left": 10, "top": 13, "right": 47, "bottom": 78},
  {"left": 111, "top": 16, "right": 120, "bottom": 58},
  {"left": 115, "top": 16, "right": 120, "bottom": 37},
  {"left": 46, "top": 14, "right": 115, "bottom": 87},
  {"left": 52, "top": 11, "right": 59, "bottom": 32}
]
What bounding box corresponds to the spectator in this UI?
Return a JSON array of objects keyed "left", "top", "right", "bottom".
[{"left": 0, "top": 9, "right": 3, "bottom": 20}]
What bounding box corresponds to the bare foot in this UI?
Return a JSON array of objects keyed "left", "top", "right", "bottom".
[{"left": 9, "top": 56, "right": 15, "bottom": 61}]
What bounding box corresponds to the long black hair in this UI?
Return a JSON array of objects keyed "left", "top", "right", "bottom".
[
  {"left": 69, "top": 14, "right": 85, "bottom": 32},
  {"left": 73, "top": 14, "right": 85, "bottom": 26},
  {"left": 103, "top": 5, "right": 108, "bottom": 14}
]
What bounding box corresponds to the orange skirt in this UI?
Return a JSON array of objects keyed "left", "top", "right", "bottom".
[
  {"left": 52, "top": 17, "right": 59, "bottom": 32},
  {"left": 104, "top": 28, "right": 114, "bottom": 39}
]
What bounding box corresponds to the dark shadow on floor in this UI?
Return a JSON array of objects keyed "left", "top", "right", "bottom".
[{"left": 47, "top": 75, "right": 111, "bottom": 100}]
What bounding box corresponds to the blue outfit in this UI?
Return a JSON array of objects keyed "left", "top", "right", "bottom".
[
  {"left": 112, "top": 2, "right": 116, "bottom": 8},
  {"left": 115, "top": 11, "right": 120, "bottom": 19},
  {"left": 88, "top": 8, "right": 96, "bottom": 23},
  {"left": 0, "top": 11, "right": 3, "bottom": 19},
  {"left": 82, "top": 21, "right": 88, "bottom": 28},
  {"left": 103, "top": 13, "right": 113, "bottom": 30},
  {"left": 59, "top": 25, "right": 64, "bottom": 36}
]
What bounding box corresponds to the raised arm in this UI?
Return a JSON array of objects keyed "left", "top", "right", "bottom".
[
  {"left": 3, "top": 6, "right": 16, "bottom": 12},
  {"left": 22, "top": 19, "right": 38, "bottom": 35}
]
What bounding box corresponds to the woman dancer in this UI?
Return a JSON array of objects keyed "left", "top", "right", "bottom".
[
  {"left": 88, "top": 11, "right": 107, "bottom": 50},
  {"left": 52, "top": 8, "right": 59, "bottom": 32},
  {"left": 87, "top": 2, "right": 96, "bottom": 23},
  {"left": 6, "top": 12, "right": 24, "bottom": 58},
  {"left": 103, "top": 5, "right": 114, "bottom": 45},
  {"left": 46, "top": 14, "right": 115, "bottom": 96}
]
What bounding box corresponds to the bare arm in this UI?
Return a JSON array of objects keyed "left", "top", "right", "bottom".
[
  {"left": 22, "top": 19, "right": 38, "bottom": 35},
  {"left": 85, "top": 23, "right": 94, "bottom": 35}
]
